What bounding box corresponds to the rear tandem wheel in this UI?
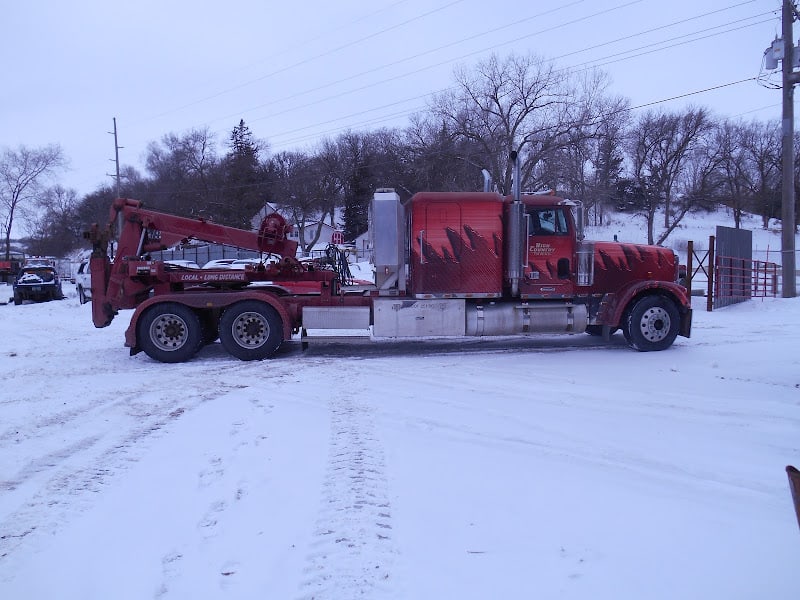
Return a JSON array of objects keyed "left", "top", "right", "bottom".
[
  {"left": 218, "top": 300, "right": 284, "bottom": 361},
  {"left": 137, "top": 302, "right": 203, "bottom": 363}
]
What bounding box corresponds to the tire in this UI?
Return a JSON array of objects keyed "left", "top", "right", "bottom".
[
  {"left": 77, "top": 285, "right": 87, "bottom": 305},
  {"left": 624, "top": 295, "right": 680, "bottom": 352},
  {"left": 219, "top": 300, "right": 283, "bottom": 361},
  {"left": 137, "top": 302, "right": 203, "bottom": 363},
  {"left": 13, "top": 292, "right": 21, "bottom": 306}
]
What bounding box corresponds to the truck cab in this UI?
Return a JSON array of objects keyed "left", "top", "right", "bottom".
[{"left": 519, "top": 200, "right": 579, "bottom": 299}]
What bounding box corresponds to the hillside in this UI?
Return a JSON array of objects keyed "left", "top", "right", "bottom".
[{"left": 585, "top": 207, "right": 792, "bottom": 266}]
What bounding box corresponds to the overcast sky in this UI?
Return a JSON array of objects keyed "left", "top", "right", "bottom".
[{"left": 0, "top": 0, "right": 783, "bottom": 196}]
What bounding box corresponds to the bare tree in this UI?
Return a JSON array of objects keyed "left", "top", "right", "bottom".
[
  {"left": 585, "top": 95, "right": 630, "bottom": 225},
  {"left": 144, "top": 127, "right": 218, "bottom": 216},
  {"left": 659, "top": 136, "right": 724, "bottom": 245},
  {"left": 76, "top": 184, "right": 118, "bottom": 234},
  {"left": 429, "top": 53, "right": 583, "bottom": 194},
  {"left": 713, "top": 120, "right": 753, "bottom": 228},
  {"left": 0, "top": 144, "right": 66, "bottom": 260},
  {"left": 627, "top": 108, "right": 713, "bottom": 244},
  {"left": 26, "top": 185, "right": 82, "bottom": 256},
  {"left": 318, "top": 131, "right": 383, "bottom": 241},
  {"left": 400, "top": 114, "right": 493, "bottom": 193},
  {"left": 268, "top": 151, "right": 338, "bottom": 256},
  {"left": 740, "top": 121, "right": 781, "bottom": 229}
]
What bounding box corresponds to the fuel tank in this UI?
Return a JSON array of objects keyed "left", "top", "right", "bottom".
[{"left": 465, "top": 301, "right": 588, "bottom": 336}]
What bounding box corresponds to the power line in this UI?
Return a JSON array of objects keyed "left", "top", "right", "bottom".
[
  {"left": 572, "top": 16, "right": 775, "bottom": 72},
  {"left": 629, "top": 78, "right": 758, "bottom": 110},
  {"left": 556, "top": 4, "right": 772, "bottom": 63},
  {"left": 196, "top": 1, "right": 590, "bottom": 128},
  {"left": 202, "top": 1, "right": 761, "bottom": 132},
  {"left": 267, "top": 77, "right": 765, "bottom": 152},
  {"left": 145, "top": 0, "right": 468, "bottom": 122},
  {"left": 216, "top": 2, "right": 669, "bottom": 131},
  {"left": 113, "top": 1, "right": 779, "bottom": 192},
  {"left": 264, "top": 18, "right": 771, "bottom": 149},
  {"left": 233, "top": 12, "right": 772, "bottom": 147}
]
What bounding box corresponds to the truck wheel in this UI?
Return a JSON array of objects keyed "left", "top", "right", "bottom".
[
  {"left": 137, "top": 303, "right": 203, "bottom": 363},
  {"left": 77, "top": 285, "right": 87, "bottom": 304},
  {"left": 13, "top": 292, "right": 21, "bottom": 306},
  {"left": 219, "top": 300, "right": 283, "bottom": 361},
  {"left": 624, "top": 295, "right": 680, "bottom": 352}
]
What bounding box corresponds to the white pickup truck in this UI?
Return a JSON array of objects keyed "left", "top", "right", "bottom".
[{"left": 75, "top": 260, "right": 91, "bottom": 304}]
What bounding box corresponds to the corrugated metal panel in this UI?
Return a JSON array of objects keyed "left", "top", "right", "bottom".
[{"left": 714, "top": 226, "right": 752, "bottom": 309}]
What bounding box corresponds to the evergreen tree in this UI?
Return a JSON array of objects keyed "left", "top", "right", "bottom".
[
  {"left": 221, "top": 120, "right": 265, "bottom": 229},
  {"left": 343, "top": 162, "right": 372, "bottom": 241}
]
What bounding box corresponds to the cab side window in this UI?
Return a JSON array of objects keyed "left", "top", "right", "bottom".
[{"left": 527, "top": 208, "right": 568, "bottom": 236}]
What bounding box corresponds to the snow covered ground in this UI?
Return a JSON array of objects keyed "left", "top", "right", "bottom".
[
  {"left": 1, "top": 207, "right": 799, "bottom": 599},
  {"left": 0, "top": 282, "right": 798, "bottom": 599}
]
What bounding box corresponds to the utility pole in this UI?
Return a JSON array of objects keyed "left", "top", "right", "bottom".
[
  {"left": 781, "top": 0, "right": 798, "bottom": 297},
  {"left": 107, "top": 117, "right": 123, "bottom": 199}
]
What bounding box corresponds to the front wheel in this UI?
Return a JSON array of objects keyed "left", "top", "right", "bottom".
[
  {"left": 137, "top": 302, "right": 203, "bottom": 363},
  {"left": 624, "top": 295, "right": 680, "bottom": 352},
  {"left": 219, "top": 300, "right": 283, "bottom": 361}
]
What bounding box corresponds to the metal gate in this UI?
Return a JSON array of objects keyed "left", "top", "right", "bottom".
[{"left": 686, "top": 227, "right": 779, "bottom": 311}]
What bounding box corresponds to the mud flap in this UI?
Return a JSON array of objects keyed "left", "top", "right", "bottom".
[
  {"left": 788, "top": 466, "right": 800, "bottom": 531},
  {"left": 679, "top": 308, "right": 692, "bottom": 338}
]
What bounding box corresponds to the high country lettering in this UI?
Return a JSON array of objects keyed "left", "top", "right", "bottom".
[{"left": 529, "top": 242, "right": 554, "bottom": 255}]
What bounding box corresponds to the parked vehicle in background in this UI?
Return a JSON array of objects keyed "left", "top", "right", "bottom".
[
  {"left": 201, "top": 259, "right": 237, "bottom": 269},
  {"left": 75, "top": 260, "right": 92, "bottom": 304},
  {"left": 13, "top": 263, "right": 64, "bottom": 305},
  {"left": 164, "top": 260, "right": 200, "bottom": 269},
  {"left": 228, "top": 256, "right": 281, "bottom": 269}
]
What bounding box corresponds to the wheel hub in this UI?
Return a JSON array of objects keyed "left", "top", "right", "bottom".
[
  {"left": 150, "top": 315, "right": 188, "bottom": 351},
  {"left": 639, "top": 307, "right": 671, "bottom": 342},
  {"left": 232, "top": 312, "right": 269, "bottom": 348}
]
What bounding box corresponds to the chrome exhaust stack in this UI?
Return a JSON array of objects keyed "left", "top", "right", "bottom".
[
  {"left": 506, "top": 152, "right": 525, "bottom": 297},
  {"left": 482, "top": 169, "right": 493, "bottom": 192}
]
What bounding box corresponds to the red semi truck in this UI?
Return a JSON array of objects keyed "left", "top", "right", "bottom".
[{"left": 87, "top": 178, "right": 691, "bottom": 363}]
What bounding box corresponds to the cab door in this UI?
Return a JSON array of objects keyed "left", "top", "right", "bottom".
[{"left": 520, "top": 207, "right": 576, "bottom": 299}]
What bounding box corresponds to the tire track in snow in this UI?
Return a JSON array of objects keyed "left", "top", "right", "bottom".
[
  {"left": 297, "top": 379, "right": 396, "bottom": 600},
  {"left": 152, "top": 393, "right": 276, "bottom": 598},
  {"left": 360, "top": 358, "right": 787, "bottom": 500},
  {"left": 0, "top": 377, "right": 239, "bottom": 564}
]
